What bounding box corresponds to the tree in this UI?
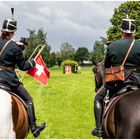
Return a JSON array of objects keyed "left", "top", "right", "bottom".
[
  {"left": 24, "top": 28, "right": 51, "bottom": 64},
  {"left": 56, "top": 52, "right": 63, "bottom": 67},
  {"left": 48, "top": 52, "right": 57, "bottom": 67},
  {"left": 75, "top": 47, "right": 89, "bottom": 65},
  {"left": 60, "top": 42, "right": 75, "bottom": 61},
  {"left": 107, "top": 1, "right": 140, "bottom": 40},
  {"left": 90, "top": 37, "right": 106, "bottom": 65}
]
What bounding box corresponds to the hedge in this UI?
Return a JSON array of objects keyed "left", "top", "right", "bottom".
[{"left": 61, "top": 60, "right": 78, "bottom": 73}]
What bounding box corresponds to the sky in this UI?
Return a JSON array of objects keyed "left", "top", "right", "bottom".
[{"left": 0, "top": 1, "right": 124, "bottom": 52}]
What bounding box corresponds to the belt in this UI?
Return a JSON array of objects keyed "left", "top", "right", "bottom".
[{"left": 0, "top": 66, "right": 15, "bottom": 71}]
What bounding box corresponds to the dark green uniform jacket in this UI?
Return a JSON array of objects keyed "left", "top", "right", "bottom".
[
  {"left": 105, "top": 37, "right": 140, "bottom": 84},
  {"left": 0, "top": 37, "right": 35, "bottom": 88}
]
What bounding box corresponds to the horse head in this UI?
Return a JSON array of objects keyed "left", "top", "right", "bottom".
[{"left": 0, "top": 89, "right": 29, "bottom": 139}]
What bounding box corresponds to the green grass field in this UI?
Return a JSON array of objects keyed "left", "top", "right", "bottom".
[{"left": 21, "top": 66, "right": 97, "bottom": 139}]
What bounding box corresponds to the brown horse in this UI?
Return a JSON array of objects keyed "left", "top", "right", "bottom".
[
  {"left": 94, "top": 61, "right": 105, "bottom": 91},
  {"left": 94, "top": 62, "right": 140, "bottom": 138},
  {"left": 0, "top": 89, "right": 29, "bottom": 138},
  {"left": 102, "top": 89, "right": 140, "bottom": 138}
]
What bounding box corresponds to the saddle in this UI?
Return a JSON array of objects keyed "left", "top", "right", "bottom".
[
  {"left": 0, "top": 78, "right": 27, "bottom": 108},
  {"left": 0, "top": 85, "right": 29, "bottom": 138},
  {"left": 10, "top": 92, "right": 27, "bottom": 108},
  {"left": 103, "top": 83, "right": 139, "bottom": 117},
  {"left": 102, "top": 84, "right": 139, "bottom": 137},
  {"left": 0, "top": 78, "right": 11, "bottom": 91},
  {"left": 0, "top": 78, "right": 27, "bottom": 109},
  {"left": 103, "top": 92, "right": 129, "bottom": 118}
]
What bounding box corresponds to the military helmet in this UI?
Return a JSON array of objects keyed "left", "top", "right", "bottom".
[
  {"left": 121, "top": 18, "right": 136, "bottom": 33},
  {"left": 2, "top": 18, "right": 17, "bottom": 32}
]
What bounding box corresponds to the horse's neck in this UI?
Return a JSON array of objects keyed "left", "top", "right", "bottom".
[
  {"left": 97, "top": 61, "right": 105, "bottom": 82},
  {"left": 0, "top": 89, "right": 15, "bottom": 138}
]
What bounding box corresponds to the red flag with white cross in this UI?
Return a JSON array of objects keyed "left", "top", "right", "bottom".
[{"left": 27, "top": 55, "right": 50, "bottom": 85}]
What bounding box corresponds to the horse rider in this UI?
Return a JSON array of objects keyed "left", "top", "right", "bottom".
[
  {"left": 0, "top": 18, "right": 46, "bottom": 137},
  {"left": 91, "top": 17, "right": 140, "bottom": 137}
]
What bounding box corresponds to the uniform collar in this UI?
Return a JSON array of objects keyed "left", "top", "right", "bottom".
[
  {"left": 5, "top": 36, "right": 11, "bottom": 39},
  {"left": 121, "top": 35, "right": 134, "bottom": 38}
]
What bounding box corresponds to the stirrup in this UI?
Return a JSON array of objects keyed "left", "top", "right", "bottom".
[
  {"left": 32, "top": 122, "right": 46, "bottom": 138},
  {"left": 37, "top": 122, "right": 46, "bottom": 131},
  {"left": 91, "top": 128, "right": 103, "bottom": 137}
]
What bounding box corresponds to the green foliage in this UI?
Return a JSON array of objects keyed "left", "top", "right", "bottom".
[
  {"left": 48, "top": 52, "right": 57, "bottom": 67},
  {"left": 60, "top": 42, "right": 76, "bottom": 61},
  {"left": 75, "top": 47, "right": 89, "bottom": 65},
  {"left": 107, "top": 1, "right": 140, "bottom": 40},
  {"left": 22, "top": 66, "right": 95, "bottom": 139},
  {"left": 61, "top": 59, "right": 78, "bottom": 73},
  {"left": 24, "top": 28, "right": 51, "bottom": 63},
  {"left": 56, "top": 52, "right": 63, "bottom": 67},
  {"left": 90, "top": 37, "right": 106, "bottom": 65}
]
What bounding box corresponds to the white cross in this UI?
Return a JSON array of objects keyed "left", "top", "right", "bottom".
[{"left": 35, "top": 63, "right": 45, "bottom": 76}]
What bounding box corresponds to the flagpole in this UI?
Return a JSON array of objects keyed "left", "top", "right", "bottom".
[
  {"left": 28, "top": 44, "right": 45, "bottom": 60},
  {"left": 34, "top": 45, "right": 45, "bottom": 60},
  {"left": 19, "top": 44, "right": 45, "bottom": 82}
]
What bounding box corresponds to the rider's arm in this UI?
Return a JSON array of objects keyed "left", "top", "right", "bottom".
[{"left": 14, "top": 45, "right": 36, "bottom": 71}]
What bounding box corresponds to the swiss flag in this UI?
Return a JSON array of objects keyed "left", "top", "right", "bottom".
[{"left": 27, "top": 55, "right": 50, "bottom": 85}]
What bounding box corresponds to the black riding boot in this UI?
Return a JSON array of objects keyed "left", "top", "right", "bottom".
[
  {"left": 91, "top": 86, "right": 106, "bottom": 137},
  {"left": 27, "top": 102, "right": 46, "bottom": 138},
  {"left": 91, "top": 100, "right": 103, "bottom": 137}
]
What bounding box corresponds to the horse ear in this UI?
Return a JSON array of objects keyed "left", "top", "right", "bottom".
[{"left": 92, "top": 60, "right": 97, "bottom": 66}]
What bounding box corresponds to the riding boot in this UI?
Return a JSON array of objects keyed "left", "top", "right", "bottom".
[
  {"left": 91, "top": 100, "right": 103, "bottom": 137},
  {"left": 91, "top": 86, "right": 106, "bottom": 137},
  {"left": 26, "top": 102, "right": 46, "bottom": 138}
]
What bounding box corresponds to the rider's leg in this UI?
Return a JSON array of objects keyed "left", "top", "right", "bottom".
[
  {"left": 91, "top": 85, "right": 107, "bottom": 137},
  {"left": 11, "top": 83, "right": 46, "bottom": 138}
]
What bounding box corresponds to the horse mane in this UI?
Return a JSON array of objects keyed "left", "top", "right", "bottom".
[
  {"left": 97, "top": 61, "right": 105, "bottom": 81},
  {"left": 94, "top": 61, "right": 105, "bottom": 91}
]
